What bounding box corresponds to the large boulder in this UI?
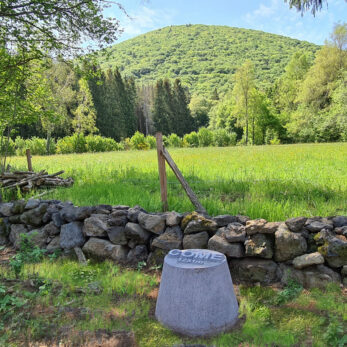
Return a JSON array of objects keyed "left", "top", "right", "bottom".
[
  {"left": 138, "top": 212, "right": 166, "bottom": 235},
  {"left": 108, "top": 210, "right": 128, "bottom": 226},
  {"left": 83, "top": 215, "right": 108, "bottom": 237},
  {"left": 183, "top": 231, "right": 209, "bottom": 249},
  {"left": 127, "top": 205, "right": 147, "bottom": 223},
  {"left": 46, "top": 236, "right": 61, "bottom": 253},
  {"left": 245, "top": 219, "right": 267, "bottom": 235},
  {"left": 230, "top": 258, "right": 279, "bottom": 284},
  {"left": 83, "top": 238, "right": 128, "bottom": 261},
  {"left": 212, "top": 215, "right": 238, "bottom": 227},
  {"left": 279, "top": 263, "right": 341, "bottom": 289},
  {"left": 124, "top": 222, "right": 151, "bottom": 244},
  {"left": 152, "top": 226, "right": 183, "bottom": 250},
  {"left": 182, "top": 212, "right": 218, "bottom": 235},
  {"left": 216, "top": 223, "right": 246, "bottom": 243},
  {"left": 60, "top": 222, "right": 85, "bottom": 249},
  {"left": 274, "top": 224, "right": 307, "bottom": 261},
  {"left": 285, "top": 217, "right": 307, "bottom": 232},
  {"left": 42, "top": 222, "right": 60, "bottom": 237},
  {"left": 292, "top": 252, "right": 325, "bottom": 269},
  {"left": 318, "top": 235, "right": 347, "bottom": 268},
  {"left": 244, "top": 234, "right": 273, "bottom": 259},
  {"left": 107, "top": 226, "right": 127, "bottom": 245},
  {"left": 11, "top": 200, "right": 26, "bottom": 215},
  {"left": 27, "top": 229, "right": 48, "bottom": 248},
  {"left": 60, "top": 206, "right": 92, "bottom": 222},
  {"left": 20, "top": 203, "right": 48, "bottom": 226},
  {"left": 25, "top": 199, "right": 40, "bottom": 210},
  {"left": 332, "top": 216, "right": 347, "bottom": 228},
  {"left": 9, "top": 224, "right": 27, "bottom": 249},
  {"left": 305, "top": 218, "right": 333, "bottom": 232},
  {"left": 208, "top": 235, "right": 244, "bottom": 258},
  {"left": 166, "top": 211, "right": 183, "bottom": 226}
]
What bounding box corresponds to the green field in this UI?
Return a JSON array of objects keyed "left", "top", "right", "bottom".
[
  {"left": 1, "top": 258, "right": 346, "bottom": 347},
  {"left": 7, "top": 142, "right": 347, "bottom": 221}
]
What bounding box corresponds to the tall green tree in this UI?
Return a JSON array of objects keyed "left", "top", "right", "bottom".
[
  {"left": 172, "top": 79, "right": 195, "bottom": 136},
  {"left": 72, "top": 79, "right": 97, "bottom": 135},
  {"left": 232, "top": 60, "right": 255, "bottom": 145},
  {"left": 152, "top": 80, "right": 171, "bottom": 135},
  {"left": 287, "top": 23, "right": 347, "bottom": 142}
]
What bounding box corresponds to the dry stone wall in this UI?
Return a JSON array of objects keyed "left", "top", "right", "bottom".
[{"left": 0, "top": 199, "right": 346, "bottom": 289}]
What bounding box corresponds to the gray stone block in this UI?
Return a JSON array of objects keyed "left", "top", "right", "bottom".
[{"left": 155, "top": 249, "right": 239, "bottom": 337}]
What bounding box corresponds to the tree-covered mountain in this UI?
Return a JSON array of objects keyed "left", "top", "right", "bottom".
[{"left": 100, "top": 25, "right": 319, "bottom": 96}]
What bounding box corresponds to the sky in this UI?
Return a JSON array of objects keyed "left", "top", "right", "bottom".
[{"left": 105, "top": 0, "right": 347, "bottom": 45}]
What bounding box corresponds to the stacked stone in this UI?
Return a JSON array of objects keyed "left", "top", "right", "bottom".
[{"left": 0, "top": 200, "right": 346, "bottom": 288}]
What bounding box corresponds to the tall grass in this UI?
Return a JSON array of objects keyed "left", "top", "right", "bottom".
[{"left": 6, "top": 143, "right": 347, "bottom": 221}]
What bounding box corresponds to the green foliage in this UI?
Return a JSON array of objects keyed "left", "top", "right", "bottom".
[
  {"left": 275, "top": 279, "right": 303, "bottom": 305},
  {"left": 145, "top": 135, "right": 156, "bottom": 149},
  {"left": 101, "top": 25, "right": 318, "bottom": 96},
  {"left": 85, "top": 135, "right": 119, "bottom": 152},
  {"left": 0, "top": 138, "right": 15, "bottom": 156},
  {"left": 197, "top": 127, "right": 213, "bottom": 147},
  {"left": 323, "top": 315, "right": 347, "bottom": 347},
  {"left": 212, "top": 128, "right": 236, "bottom": 147},
  {"left": 130, "top": 131, "right": 150, "bottom": 150},
  {"left": 167, "top": 133, "right": 183, "bottom": 147},
  {"left": 10, "top": 233, "right": 46, "bottom": 277},
  {"left": 56, "top": 133, "right": 87, "bottom": 154},
  {"left": 183, "top": 131, "right": 199, "bottom": 147}
]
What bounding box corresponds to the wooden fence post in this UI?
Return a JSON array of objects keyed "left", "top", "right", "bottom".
[
  {"left": 26, "top": 149, "right": 33, "bottom": 172},
  {"left": 156, "top": 133, "right": 168, "bottom": 211},
  {"left": 162, "top": 147, "right": 207, "bottom": 215}
]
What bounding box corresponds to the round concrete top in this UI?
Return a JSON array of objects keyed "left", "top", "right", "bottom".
[{"left": 165, "top": 249, "right": 226, "bottom": 269}]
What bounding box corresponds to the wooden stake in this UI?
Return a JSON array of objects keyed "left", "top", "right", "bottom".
[
  {"left": 156, "top": 133, "right": 168, "bottom": 211},
  {"left": 26, "top": 149, "right": 32, "bottom": 172},
  {"left": 162, "top": 147, "right": 207, "bottom": 215}
]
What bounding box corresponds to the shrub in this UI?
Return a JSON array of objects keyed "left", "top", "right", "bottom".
[
  {"left": 265, "top": 128, "right": 281, "bottom": 145},
  {"left": 183, "top": 131, "right": 199, "bottom": 147},
  {"left": 168, "top": 133, "right": 183, "bottom": 147},
  {"left": 213, "top": 129, "right": 230, "bottom": 147},
  {"left": 85, "top": 135, "right": 118, "bottom": 152},
  {"left": 197, "top": 127, "right": 213, "bottom": 147},
  {"left": 0, "top": 138, "right": 15, "bottom": 156},
  {"left": 56, "top": 133, "right": 87, "bottom": 154},
  {"left": 162, "top": 135, "right": 170, "bottom": 147},
  {"left": 130, "top": 131, "right": 149, "bottom": 150},
  {"left": 28, "top": 137, "right": 47, "bottom": 155},
  {"left": 146, "top": 135, "right": 156, "bottom": 149},
  {"left": 120, "top": 138, "right": 131, "bottom": 150},
  {"left": 212, "top": 129, "right": 238, "bottom": 147}
]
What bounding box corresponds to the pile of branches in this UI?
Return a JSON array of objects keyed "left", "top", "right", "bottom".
[{"left": 0, "top": 170, "right": 73, "bottom": 192}]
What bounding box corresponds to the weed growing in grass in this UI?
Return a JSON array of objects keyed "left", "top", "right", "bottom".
[
  {"left": 10, "top": 233, "right": 46, "bottom": 277},
  {"left": 274, "top": 278, "right": 303, "bottom": 305}
]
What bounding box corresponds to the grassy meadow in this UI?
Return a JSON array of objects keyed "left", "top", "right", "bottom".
[
  {"left": 0, "top": 258, "right": 346, "bottom": 346},
  {"left": 7, "top": 142, "right": 347, "bottom": 221}
]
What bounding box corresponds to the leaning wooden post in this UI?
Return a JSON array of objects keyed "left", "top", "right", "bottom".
[
  {"left": 156, "top": 132, "right": 168, "bottom": 212},
  {"left": 26, "top": 149, "right": 33, "bottom": 172},
  {"left": 162, "top": 147, "right": 207, "bottom": 215}
]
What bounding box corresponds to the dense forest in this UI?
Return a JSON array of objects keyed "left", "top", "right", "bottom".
[
  {"left": 1, "top": 23, "right": 346, "bottom": 155},
  {"left": 101, "top": 25, "right": 319, "bottom": 96}
]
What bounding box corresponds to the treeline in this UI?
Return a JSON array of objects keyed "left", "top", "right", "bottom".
[
  {"left": 3, "top": 128, "right": 239, "bottom": 156},
  {"left": 1, "top": 23, "right": 346, "bottom": 149}
]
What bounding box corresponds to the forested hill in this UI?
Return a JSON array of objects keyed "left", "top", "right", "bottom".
[{"left": 100, "top": 24, "right": 319, "bottom": 96}]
